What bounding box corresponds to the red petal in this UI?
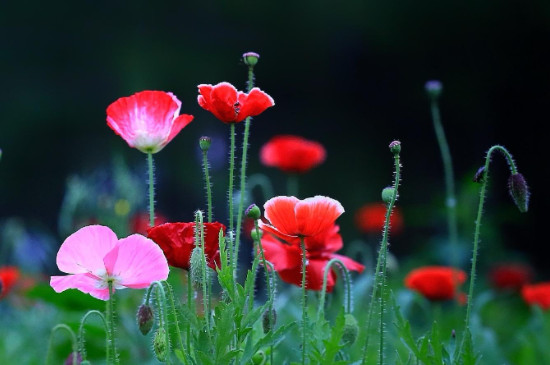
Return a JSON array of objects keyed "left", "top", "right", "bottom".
[
  {"left": 260, "top": 234, "right": 301, "bottom": 271},
  {"left": 198, "top": 82, "right": 239, "bottom": 123},
  {"left": 295, "top": 196, "right": 344, "bottom": 236},
  {"left": 236, "top": 88, "right": 275, "bottom": 122},
  {"left": 263, "top": 196, "right": 300, "bottom": 236},
  {"left": 260, "top": 135, "right": 326, "bottom": 173}
]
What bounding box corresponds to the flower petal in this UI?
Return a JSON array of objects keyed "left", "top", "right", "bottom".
[
  {"left": 50, "top": 274, "right": 109, "bottom": 300},
  {"left": 260, "top": 234, "right": 301, "bottom": 271},
  {"left": 56, "top": 225, "right": 118, "bottom": 275},
  {"left": 295, "top": 196, "right": 345, "bottom": 236},
  {"left": 198, "top": 82, "right": 239, "bottom": 122},
  {"left": 108, "top": 234, "right": 169, "bottom": 289},
  {"left": 263, "top": 196, "right": 300, "bottom": 236},
  {"left": 235, "top": 87, "right": 275, "bottom": 122}
]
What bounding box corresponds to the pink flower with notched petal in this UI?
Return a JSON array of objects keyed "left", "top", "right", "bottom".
[
  {"left": 50, "top": 225, "right": 169, "bottom": 300},
  {"left": 197, "top": 82, "right": 274, "bottom": 123},
  {"left": 107, "top": 91, "right": 194, "bottom": 153}
]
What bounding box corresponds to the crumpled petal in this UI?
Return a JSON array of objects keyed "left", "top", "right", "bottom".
[{"left": 50, "top": 273, "right": 110, "bottom": 300}]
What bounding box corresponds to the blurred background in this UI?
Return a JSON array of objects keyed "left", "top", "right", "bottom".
[{"left": 1, "top": 0, "right": 548, "bottom": 275}]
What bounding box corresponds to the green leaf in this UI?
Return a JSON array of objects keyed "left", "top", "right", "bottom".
[
  {"left": 320, "top": 308, "right": 346, "bottom": 364},
  {"left": 240, "top": 322, "right": 296, "bottom": 364},
  {"left": 460, "top": 329, "right": 479, "bottom": 365}
]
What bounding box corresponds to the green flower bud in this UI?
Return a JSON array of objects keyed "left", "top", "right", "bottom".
[
  {"left": 262, "top": 308, "right": 277, "bottom": 334},
  {"left": 251, "top": 228, "right": 263, "bottom": 242},
  {"left": 190, "top": 247, "right": 205, "bottom": 291},
  {"left": 508, "top": 173, "right": 530, "bottom": 213},
  {"left": 389, "top": 140, "right": 401, "bottom": 155},
  {"left": 246, "top": 204, "right": 261, "bottom": 220},
  {"left": 252, "top": 351, "right": 266, "bottom": 364},
  {"left": 137, "top": 304, "right": 155, "bottom": 335},
  {"left": 199, "top": 136, "right": 211, "bottom": 151},
  {"left": 243, "top": 51, "right": 260, "bottom": 66},
  {"left": 381, "top": 187, "right": 395, "bottom": 204},
  {"left": 153, "top": 327, "right": 168, "bottom": 362},
  {"left": 342, "top": 314, "right": 359, "bottom": 345}
]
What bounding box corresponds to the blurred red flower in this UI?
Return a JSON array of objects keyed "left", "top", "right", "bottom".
[
  {"left": 130, "top": 212, "right": 168, "bottom": 235},
  {"left": 355, "top": 203, "right": 404, "bottom": 235},
  {"left": 197, "top": 82, "right": 274, "bottom": 123},
  {"left": 260, "top": 135, "right": 326, "bottom": 174},
  {"left": 261, "top": 225, "right": 364, "bottom": 292},
  {"left": 522, "top": 282, "right": 550, "bottom": 310},
  {"left": 147, "top": 222, "right": 226, "bottom": 270},
  {"left": 489, "top": 263, "right": 533, "bottom": 290},
  {"left": 405, "top": 266, "right": 467, "bottom": 301},
  {"left": 0, "top": 266, "right": 20, "bottom": 299},
  {"left": 107, "top": 91, "right": 194, "bottom": 154}
]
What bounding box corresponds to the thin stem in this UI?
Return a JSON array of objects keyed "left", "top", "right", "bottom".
[
  {"left": 202, "top": 148, "right": 213, "bottom": 223},
  {"left": 164, "top": 282, "right": 188, "bottom": 365},
  {"left": 287, "top": 174, "right": 299, "bottom": 197},
  {"left": 78, "top": 310, "right": 107, "bottom": 362},
  {"left": 300, "top": 236, "right": 308, "bottom": 365},
  {"left": 186, "top": 271, "right": 193, "bottom": 352},
  {"left": 196, "top": 211, "right": 212, "bottom": 341},
  {"left": 154, "top": 282, "right": 172, "bottom": 365},
  {"left": 317, "top": 259, "right": 352, "bottom": 321},
  {"left": 106, "top": 281, "right": 119, "bottom": 365},
  {"left": 228, "top": 123, "right": 236, "bottom": 271},
  {"left": 45, "top": 324, "right": 78, "bottom": 365},
  {"left": 148, "top": 152, "right": 155, "bottom": 227},
  {"left": 248, "top": 173, "right": 275, "bottom": 203}
]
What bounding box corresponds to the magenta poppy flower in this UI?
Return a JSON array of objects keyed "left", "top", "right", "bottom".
[
  {"left": 197, "top": 82, "right": 274, "bottom": 123},
  {"left": 50, "top": 225, "right": 169, "bottom": 300},
  {"left": 107, "top": 90, "right": 194, "bottom": 153}
]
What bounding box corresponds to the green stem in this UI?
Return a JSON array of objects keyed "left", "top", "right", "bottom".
[
  {"left": 164, "top": 281, "right": 187, "bottom": 365},
  {"left": 300, "top": 236, "right": 308, "bottom": 365},
  {"left": 228, "top": 123, "right": 236, "bottom": 271},
  {"left": 248, "top": 173, "right": 275, "bottom": 203},
  {"left": 317, "top": 259, "right": 352, "bottom": 321},
  {"left": 287, "top": 174, "right": 299, "bottom": 197},
  {"left": 148, "top": 152, "right": 155, "bottom": 227},
  {"left": 186, "top": 271, "right": 193, "bottom": 353},
  {"left": 154, "top": 282, "right": 172, "bottom": 365},
  {"left": 196, "top": 211, "right": 212, "bottom": 341},
  {"left": 202, "top": 148, "right": 213, "bottom": 223},
  {"left": 106, "top": 281, "right": 119, "bottom": 365},
  {"left": 45, "top": 324, "right": 78, "bottom": 365},
  {"left": 78, "top": 310, "right": 107, "bottom": 362}
]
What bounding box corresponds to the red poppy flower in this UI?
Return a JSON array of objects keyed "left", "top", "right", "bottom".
[
  {"left": 521, "top": 282, "right": 550, "bottom": 310},
  {"left": 355, "top": 203, "right": 404, "bottom": 235},
  {"left": 107, "top": 90, "right": 194, "bottom": 153},
  {"left": 0, "top": 266, "right": 20, "bottom": 299},
  {"left": 197, "top": 82, "right": 274, "bottom": 123},
  {"left": 404, "top": 266, "right": 467, "bottom": 301},
  {"left": 130, "top": 212, "right": 168, "bottom": 235},
  {"left": 147, "top": 222, "right": 226, "bottom": 270},
  {"left": 489, "top": 263, "right": 533, "bottom": 290},
  {"left": 260, "top": 196, "right": 345, "bottom": 240},
  {"left": 260, "top": 225, "right": 364, "bottom": 292},
  {"left": 260, "top": 135, "right": 326, "bottom": 174}
]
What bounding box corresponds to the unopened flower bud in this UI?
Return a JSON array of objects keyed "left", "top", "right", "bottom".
[
  {"left": 199, "top": 136, "right": 211, "bottom": 151},
  {"left": 243, "top": 51, "right": 260, "bottom": 67},
  {"left": 64, "top": 352, "right": 82, "bottom": 365},
  {"left": 473, "top": 166, "right": 486, "bottom": 183},
  {"left": 508, "top": 173, "right": 530, "bottom": 213},
  {"left": 381, "top": 187, "right": 395, "bottom": 204},
  {"left": 389, "top": 140, "right": 401, "bottom": 155},
  {"left": 251, "top": 228, "right": 263, "bottom": 242},
  {"left": 246, "top": 204, "right": 261, "bottom": 220},
  {"left": 137, "top": 304, "right": 155, "bottom": 335},
  {"left": 262, "top": 308, "right": 277, "bottom": 334},
  {"left": 425, "top": 80, "right": 443, "bottom": 99},
  {"left": 251, "top": 351, "right": 266, "bottom": 364},
  {"left": 153, "top": 327, "right": 168, "bottom": 362},
  {"left": 342, "top": 314, "right": 359, "bottom": 345},
  {"left": 190, "top": 247, "right": 205, "bottom": 290}
]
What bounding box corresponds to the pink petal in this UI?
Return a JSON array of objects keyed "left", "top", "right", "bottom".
[
  {"left": 165, "top": 114, "right": 193, "bottom": 145},
  {"left": 56, "top": 225, "right": 118, "bottom": 275},
  {"left": 107, "top": 234, "right": 169, "bottom": 289},
  {"left": 236, "top": 87, "right": 275, "bottom": 122},
  {"left": 50, "top": 274, "right": 110, "bottom": 301},
  {"left": 263, "top": 196, "right": 300, "bottom": 236},
  {"left": 295, "top": 196, "right": 344, "bottom": 236}
]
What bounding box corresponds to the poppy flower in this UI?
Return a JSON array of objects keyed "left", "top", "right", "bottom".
[
  {"left": 261, "top": 225, "right": 364, "bottom": 292},
  {"left": 260, "top": 135, "right": 326, "bottom": 174},
  {"left": 521, "top": 282, "right": 550, "bottom": 310},
  {"left": 0, "top": 266, "right": 20, "bottom": 299},
  {"left": 404, "top": 266, "right": 467, "bottom": 301},
  {"left": 147, "top": 222, "right": 226, "bottom": 270},
  {"left": 197, "top": 82, "right": 274, "bottom": 123},
  {"left": 50, "top": 225, "right": 169, "bottom": 300},
  {"left": 130, "top": 212, "right": 168, "bottom": 235},
  {"left": 489, "top": 263, "right": 533, "bottom": 290},
  {"left": 355, "top": 203, "right": 404, "bottom": 235},
  {"left": 260, "top": 195, "right": 345, "bottom": 241},
  {"left": 107, "top": 90, "right": 194, "bottom": 153}
]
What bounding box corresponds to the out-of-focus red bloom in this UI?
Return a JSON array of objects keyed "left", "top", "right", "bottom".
[
  {"left": 489, "top": 263, "right": 533, "bottom": 290},
  {"left": 147, "top": 222, "right": 226, "bottom": 270},
  {"left": 261, "top": 225, "right": 364, "bottom": 292},
  {"left": 107, "top": 90, "right": 194, "bottom": 153},
  {"left": 260, "top": 195, "right": 345, "bottom": 240},
  {"left": 355, "top": 203, "right": 404, "bottom": 235},
  {"left": 260, "top": 135, "right": 326, "bottom": 174},
  {"left": 522, "top": 282, "right": 550, "bottom": 310},
  {"left": 130, "top": 212, "right": 168, "bottom": 235},
  {"left": 0, "top": 266, "right": 20, "bottom": 299},
  {"left": 197, "top": 82, "right": 274, "bottom": 123},
  {"left": 405, "top": 266, "right": 467, "bottom": 301}
]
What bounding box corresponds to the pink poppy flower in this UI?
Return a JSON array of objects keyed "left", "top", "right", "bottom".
[
  {"left": 50, "top": 225, "right": 169, "bottom": 300},
  {"left": 259, "top": 195, "right": 345, "bottom": 240},
  {"left": 197, "top": 82, "right": 274, "bottom": 123},
  {"left": 107, "top": 90, "right": 194, "bottom": 153}
]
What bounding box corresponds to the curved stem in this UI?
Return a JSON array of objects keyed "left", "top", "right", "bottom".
[
  {"left": 45, "top": 324, "right": 78, "bottom": 365},
  {"left": 317, "top": 259, "right": 352, "bottom": 321},
  {"left": 78, "top": 310, "right": 107, "bottom": 362},
  {"left": 148, "top": 152, "right": 155, "bottom": 227}
]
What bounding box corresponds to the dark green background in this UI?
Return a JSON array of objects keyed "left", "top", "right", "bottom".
[{"left": 1, "top": 1, "right": 548, "bottom": 270}]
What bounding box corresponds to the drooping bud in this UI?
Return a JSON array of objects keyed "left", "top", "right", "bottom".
[
  {"left": 342, "top": 314, "right": 359, "bottom": 345},
  {"left": 246, "top": 204, "right": 261, "bottom": 220},
  {"left": 473, "top": 166, "right": 486, "bottom": 183},
  {"left": 64, "top": 352, "right": 82, "bottom": 365},
  {"left": 381, "top": 187, "right": 395, "bottom": 204},
  {"left": 243, "top": 51, "right": 260, "bottom": 67},
  {"left": 389, "top": 140, "right": 401, "bottom": 155},
  {"left": 153, "top": 327, "right": 168, "bottom": 362},
  {"left": 137, "top": 304, "right": 155, "bottom": 335},
  {"left": 262, "top": 308, "right": 277, "bottom": 334},
  {"left": 425, "top": 80, "right": 443, "bottom": 99},
  {"left": 508, "top": 173, "right": 530, "bottom": 213},
  {"left": 199, "top": 136, "right": 211, "bottom": 152},
  {"left": 190, "top": 246, "right": 205, "bottom": 291}
]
